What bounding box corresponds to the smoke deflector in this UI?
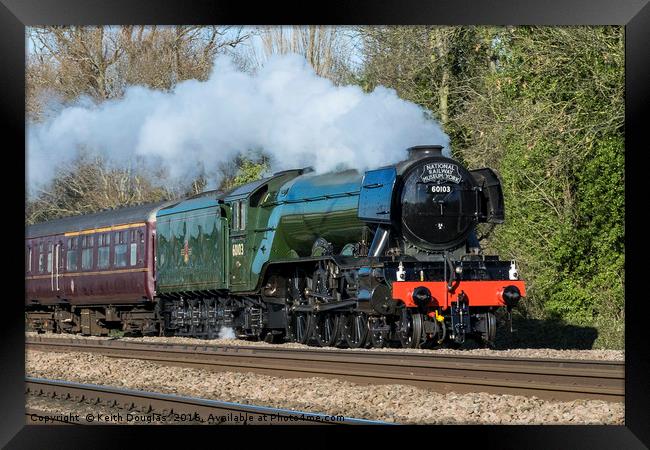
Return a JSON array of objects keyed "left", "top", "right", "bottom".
[
  {"left": 358, "top": 167, "right": 397, "bottom": 223},
  {"left": 470, "top": 168, "right": 505, "bottom": 223}
]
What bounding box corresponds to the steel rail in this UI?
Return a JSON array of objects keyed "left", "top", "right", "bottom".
[
  {"left": 25, "top": 377, "right": 386, "bottom": 425},
  {"left": 26, "top": 336, "right": 625, "bottom": 402}
]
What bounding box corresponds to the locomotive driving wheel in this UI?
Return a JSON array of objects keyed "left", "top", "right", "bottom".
[
  {"left": 344, "top": 312, "right": 369, "bottom": 348},
  {"left": 286, "top": 270, "right": 314, "bottom": 345},
  {"left": 288, "top": 311, "right": 313, "bottom": 344},
  {"left": 396, "top": 307, "right": 424, "bottom": 348},
  {"left": 313, "top": 313, "right": 343, "bottom": 347},
  {"left": 310, "top": 262, "right": 344, "bottom": 347}
]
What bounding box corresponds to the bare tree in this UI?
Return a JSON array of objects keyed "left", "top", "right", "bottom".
[
  {"left": 29, "top": 26, "right": 125, "bottom": 102},
  {"left": 26, "top": 26, "right": 249, "bottom": 120},
  {"left": 242, "top": 26, "right": 354, "bottom": 84},
  {"left": 26, "top": 154, "right": 175, "bottom": 224},
  {"left": 118, "top": 26, "right": 249, "bottom": 90}
]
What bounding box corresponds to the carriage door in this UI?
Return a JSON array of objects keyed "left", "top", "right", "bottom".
[
  {"left": 51, "top": 241, "right": 63, "bottom": 293},
  {"left": 57, "top": 240, "right": 66, "bottom": 296}
]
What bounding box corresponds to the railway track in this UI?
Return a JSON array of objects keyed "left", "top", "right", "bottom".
[
  {"left": 25, "top": 377, "right": 384, "bottom": 425},
  {"left": 26, "top": 336, "right": 625, "bottom": 402}
]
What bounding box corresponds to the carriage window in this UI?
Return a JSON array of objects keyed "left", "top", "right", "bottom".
[
  {"left": 114, "top": 231, "right": 128, "bottom": 267},
  {"left": 27, "top": 246, "right": 32, "bottom": 272},
  {"left": 67, "top": 237, "right": 78, "bottom": 271},
  {"left": 98, "top": 233, "right": 111, "bottom": 269},
  {"left": 128, "top": 228, "right": 137, "bottom": 266},
  {"left": 130, "top": 243, "right": 137, "bottom": 266},
  {"left": 139, "top": 231, "right": 145, "bottom": 263},
  {"left": 39, "top": 242, "right": 46, "bottom": 272},
  {"left": 81, "top": 235, "right": 94, "bottom": 270},
  {"left": 46, "top": 243, "right": 53, "bottom": 273}
]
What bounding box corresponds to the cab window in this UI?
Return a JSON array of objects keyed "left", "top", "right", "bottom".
[{"left": 232, "top": 200, "right": 247, "bottom": 231}]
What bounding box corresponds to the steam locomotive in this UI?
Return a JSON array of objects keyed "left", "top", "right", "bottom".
[{"left": 25, "top": 145, "right": 525, "bottom": 348}]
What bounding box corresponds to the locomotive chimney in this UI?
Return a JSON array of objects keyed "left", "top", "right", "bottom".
[{"left": 407, "top": 145, "right": 443, "bottom": 160}]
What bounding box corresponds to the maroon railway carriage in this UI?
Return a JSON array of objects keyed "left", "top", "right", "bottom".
[{"left": 25, "top": 202, "right": 169, "bottom": 335}]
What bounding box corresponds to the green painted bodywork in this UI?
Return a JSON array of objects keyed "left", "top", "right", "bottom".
[
  {"left": 231, "top": 169, "right": 369, "bottom": 293},
  {"left": 155, "top": 168, "right": 371, "bottom": 295},
  {"left": 155, "top": 194, "right": 229, "bottom": 294}
]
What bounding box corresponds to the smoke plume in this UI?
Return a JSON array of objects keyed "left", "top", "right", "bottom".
[
  {"left": 27, "top": 54, "right": 450, "bottom": 191},
  {"left": 217, "top": 326, "right": 236, "bottom": 340}
]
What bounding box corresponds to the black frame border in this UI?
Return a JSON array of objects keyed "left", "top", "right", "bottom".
[{"left": 2, "top": 1, "right": 648, "bottom": 448}]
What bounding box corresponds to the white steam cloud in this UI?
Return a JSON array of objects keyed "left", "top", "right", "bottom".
[
  {"left": 27, "top": 54, "right": 450, "bottom": 190},
  {"left": 217, "top": 326, "right": 236, "bottom": 340}
]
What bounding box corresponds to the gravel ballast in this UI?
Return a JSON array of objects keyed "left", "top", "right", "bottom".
[
  {"left": 26, "top": 350, "right": 623, "bottom": 425},
  {"left": 25, "top": 332, "right": 624, "bottom": 361}
]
